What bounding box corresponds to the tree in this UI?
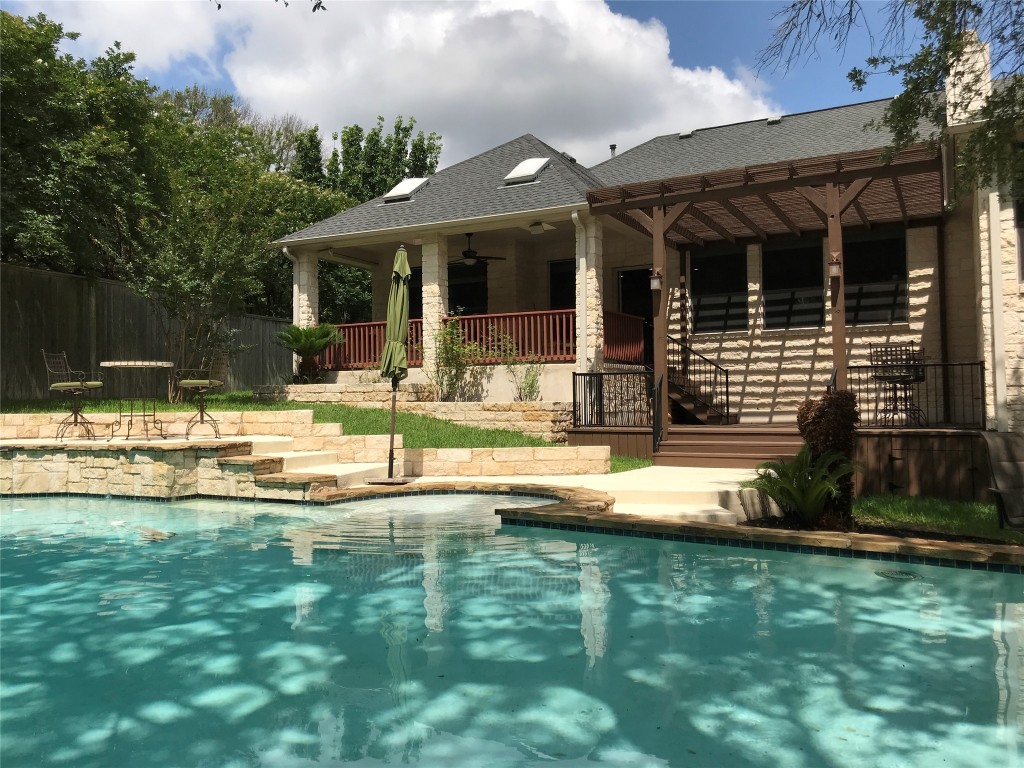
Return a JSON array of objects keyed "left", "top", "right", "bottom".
[
  {"left": 290, "top": 124, "right": 327, "bottom": 186},
  {"left": 759, "top": 1, "right": 1024, "bottom": 198},
  {"left": 0, "top": 12, "right": 166, "bottom": 278},
  {"left": 126, "top": 104, "right": 351, "bottom": 372},
  {"left": 328, "top": 116, "right": 442, "bottom": 203}
]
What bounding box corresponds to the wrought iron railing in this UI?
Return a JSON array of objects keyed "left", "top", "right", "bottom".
[
  {"left": 848, "top": 361, "right": 985, "bottom": 429},
  {"left": 572, "top": 371, "right": 654, "bottom": 428},
  {"left": 652, "top": 374, "right": 664, "bottom": 454},
  {"left": 667, "top": 336, "right": 731, "bottom": 422}
]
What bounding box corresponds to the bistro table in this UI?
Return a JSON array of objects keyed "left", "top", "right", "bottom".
[{"left": 99, "top": 360, "right": 175, "bottom": 438}]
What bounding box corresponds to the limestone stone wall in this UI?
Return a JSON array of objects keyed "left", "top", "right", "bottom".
[
  {"left": 686, "top": 229, "right": 944, "bottom": 421},
  {"left": 404, "top": 445, "right": 609, "bottom": 476},
  {"left": 0, "top": 410, "right": 328, "bottom": 440}
]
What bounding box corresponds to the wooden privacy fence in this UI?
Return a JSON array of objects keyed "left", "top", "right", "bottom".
[{"left": 0, "top": 263, "right": 292, "bottom": 400}]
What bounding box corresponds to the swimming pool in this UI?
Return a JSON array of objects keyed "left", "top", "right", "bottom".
[{"left": 1, "top": 495, "right": 1020, "bottom": 767}]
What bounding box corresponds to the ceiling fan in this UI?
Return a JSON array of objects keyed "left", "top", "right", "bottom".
[{"left": 453, "top": 233, "right": 506, "bottom": 266}]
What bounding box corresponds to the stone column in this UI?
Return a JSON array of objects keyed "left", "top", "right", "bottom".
[
  {"left": 574, "top": 212, "right": 604, "bottom": 371},
  {"left": 420, "top": 233, "right": 449, "bottom": 376},
  {"left": 292, "top": 251, "right": 319, "bottom": 327}
]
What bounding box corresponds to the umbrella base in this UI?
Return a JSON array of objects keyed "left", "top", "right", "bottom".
[{"left": 366, "top": 477, "right": 413, "bottom": 486}]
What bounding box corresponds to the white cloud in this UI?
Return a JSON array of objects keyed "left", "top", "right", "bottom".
[{"left": 18, "top": 0, "right": 781, "bottom": 168}]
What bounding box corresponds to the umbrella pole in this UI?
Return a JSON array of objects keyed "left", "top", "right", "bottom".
[{"left": 387, "top": 375, "right": 398, "bottom": 478}]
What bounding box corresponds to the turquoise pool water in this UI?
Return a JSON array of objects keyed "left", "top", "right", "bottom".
[{"left": 1, "top": 495, "right": 1021, "bottom": 767}]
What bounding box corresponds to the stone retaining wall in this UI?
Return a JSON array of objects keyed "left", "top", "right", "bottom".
[
  {"left": 253, "top": 385, "right": 572, "bottom": 443},
  {"left": 0, "top": 410, "right": 330, "bottom": 440},
  {"left": 404, "top": 446, "right": 608, "bottom": 476}
]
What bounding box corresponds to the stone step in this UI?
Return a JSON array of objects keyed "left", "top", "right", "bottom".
[
  {"left": 246, "top": 436, "right": 295, "bottom": 454},
  {"left": 265, "top": 450, "right": 340, "bottom": 472},
  {"left": 612, "top": 502, "right": 740, "bottom": 525},
  {"left": 254, "top": 471, "right": 339, "bottom": 489},
  {"left": 302, "top": 462, "right": 390, "bottom": 488},
  {"left": 611, "top": 488, "right": 724, "bottom": 506}
]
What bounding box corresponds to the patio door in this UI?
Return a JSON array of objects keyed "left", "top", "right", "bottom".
[{"left": 618, "top": 268, "right": 654, "bottom": 367}]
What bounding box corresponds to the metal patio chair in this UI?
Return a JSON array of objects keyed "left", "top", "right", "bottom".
[
  {"left": 175, "top": 369, "right": 223, "bottom": 439},
  {"left": 42, "top": 350, "right": 104, "bottom": 440},
  {"left": 869, "top": 342, "right": 926, "bottom": 427}
]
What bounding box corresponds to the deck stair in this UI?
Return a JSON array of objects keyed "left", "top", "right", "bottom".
[{"left": 655, "top": 425, "right": 805, "bottom": 469}]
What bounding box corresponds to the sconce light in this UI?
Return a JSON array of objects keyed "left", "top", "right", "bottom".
[
  {"left": 828, "top": 252, "right": 842, "bottom": 278},
  {"left": 528, "top": 222, "right": 546, "bottom": 235},
  {"left": 650, "top": 268, "right": 664, "bottom": 292}
]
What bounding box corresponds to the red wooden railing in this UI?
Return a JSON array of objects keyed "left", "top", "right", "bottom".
[
  {"left": 319, "top": 319, "right": 423, "bottom": 371},
  {"left": 319, "top": 309, "right": 645, "bottom": 370},
  {"left": 603, "top": 311, "right": 645, "bottom": 365},
  {"left": 452, "top": 309, "right": 576, "bottom": 364}
]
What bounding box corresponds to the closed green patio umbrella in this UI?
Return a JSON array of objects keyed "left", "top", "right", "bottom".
[{"left": 378, "top": 246, "right": 411, "bottom": 481}]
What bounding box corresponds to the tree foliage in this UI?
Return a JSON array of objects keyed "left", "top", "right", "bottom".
[
  {"left": 328, "top": 116, "right": 442, "bottom": 203},
  {"left": 0, "top": 12, "right": 166, "bottom": 277},
  {"left": 759, "top": 0, "right": 1024, "bottom": 198}
]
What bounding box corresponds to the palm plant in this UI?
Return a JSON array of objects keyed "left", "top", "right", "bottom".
[
  {"left": 744, "top": 445, "right": 856, "bottom": 528},
  {"left": 275, "top": 323, "right": 341, "bottom": 382}
]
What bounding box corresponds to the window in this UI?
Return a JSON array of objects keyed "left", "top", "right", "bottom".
[
  {"left": 690, "top": 250, "right": 747, "bottom": 333},
  {"left": 549, "top": 260, "right": 575, "bottom": 309},
  {"left": 843, "top": 233, "right": 908, "bottom": 325},
  {"left": 409, "top": 268, "right": 423, "bottom": 319},
  {"left": 448, "top": 261, "right": 488, "bottom": 316},
  {"left": 762, "top": 241, "right": 825, "bottom": 329}
]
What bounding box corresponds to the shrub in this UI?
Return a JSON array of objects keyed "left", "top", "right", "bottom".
[
  {"left": 426, "top": 316, "right": 482, "bottom": 401},
  {"left": 743, "top": 445, "right": 856, "bottom": 528},
  {"left": 276, "top": 323, "right": 341, "bottom": 382},
  {"left": 797, "top": 388, "right": 860, "bottom": 528},
  {"left": 491, "top": 329, "right": 543, "bottom": 402}
]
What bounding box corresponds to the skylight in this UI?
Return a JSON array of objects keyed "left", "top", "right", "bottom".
[
  {"left": 382, "top": 177, "right": 428, "bottom": 202},
  {"left": 504, "top": 157, "right": 550, "bottom": 185}
]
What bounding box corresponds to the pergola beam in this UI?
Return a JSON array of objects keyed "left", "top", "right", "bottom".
[
  {"left": 720, "top": 198, "right": 767, "bottom": 240},
  {"left": 760, "top": 194, "right": 802, "bottom": 236}
]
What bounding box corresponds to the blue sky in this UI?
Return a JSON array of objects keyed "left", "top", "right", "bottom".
[{"left": 5, "top": 1, "right": 912, "bottom": 167}]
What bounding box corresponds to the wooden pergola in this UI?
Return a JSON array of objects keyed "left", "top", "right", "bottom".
[{"left": 586, "top": 143, "right": 945, "bottom": 431}]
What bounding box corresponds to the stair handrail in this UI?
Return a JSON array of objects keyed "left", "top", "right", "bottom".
[
  {"left": 650, "top": 373, "right": 664, "bottom": 454},
  {"left": 666, "top": 336, "right": 731, "bottom": 422}
]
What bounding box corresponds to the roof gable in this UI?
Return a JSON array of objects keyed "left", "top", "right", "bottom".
[{"left": 278, "top": 134, "right": 602, "bottom": 245}]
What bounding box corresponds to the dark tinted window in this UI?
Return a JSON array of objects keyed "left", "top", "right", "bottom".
[
  {"left": 448, "top": 261, "right": 488, "bottom": 316},
  {"left": 691, "top": 250, "right": 747, "bottom": 333},
  {"left": 844, "top": 234, "right": 908, "bottom": 325},
  {"left": 762, "top": 241, "right": 824, "bottom": 329},
  {"left": 549, "top": 260, "right": 575, "bottom": 309}
]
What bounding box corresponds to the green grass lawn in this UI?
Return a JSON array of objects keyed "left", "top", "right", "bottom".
[{"left": 854, "top": 495, "right": 1024, "bottom": 546}]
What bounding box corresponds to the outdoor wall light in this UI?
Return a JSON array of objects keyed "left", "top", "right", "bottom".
[
  {"left": 828, "top": 253, "right": 842, "bottom": 278},
  {"left": 528, "top": 222, "right": 546, "bottom": 235},
  {"left": 650, "top": 269, "right": 664, "bottom": 292}
]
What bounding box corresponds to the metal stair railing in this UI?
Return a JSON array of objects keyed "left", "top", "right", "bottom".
[{"left": 666, "top": 335, "right": 731, "bottom": 423}]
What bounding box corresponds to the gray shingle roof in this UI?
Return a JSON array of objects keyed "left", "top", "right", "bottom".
[
  {"left": 277, "top": 134, "right": 603, "bottom": 244},
  {"left": 590, "top": 97, "right": 940, "bottom": 186},
  {"left": 280, "top": 97, "right": 942, "bottom": 245}
]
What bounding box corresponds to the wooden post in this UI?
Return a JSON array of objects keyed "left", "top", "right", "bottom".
[
  {"left": 652, "top": 205, "right": 669, "bottom": 436},
  {"left": 826, "top": 183, "right": 848, "bottom": 389}
]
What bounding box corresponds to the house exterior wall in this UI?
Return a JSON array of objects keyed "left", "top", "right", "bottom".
[
  {"left": 977, "top": 190, "right": 1024, "bottom": 433},
  {"left": 685, "top": 227, "right": 944, "bottom": 421}
]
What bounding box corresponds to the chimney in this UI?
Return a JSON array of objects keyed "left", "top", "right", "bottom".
[
  {"left": 609, "top": 144, "right": 617, "bottom": 159},
  {"left": 946, "top": 31, "right": 991, "bottom": 127}
]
